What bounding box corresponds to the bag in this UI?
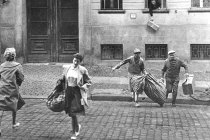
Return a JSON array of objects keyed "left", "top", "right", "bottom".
[
  {"left": 144, "top": 73, "right": 166, "bottom": 106},
  {"left": 46, "top": 78, "right": 65, "bottom": 112},
  {"left": 182, "top": 74, "right": 194, "bottom": 95},
  {"left": 46, "top": 90, "right": 65, "bottom": 112},
  {"left": 17, "top": 94, "right": 25, "bottom": 110}
]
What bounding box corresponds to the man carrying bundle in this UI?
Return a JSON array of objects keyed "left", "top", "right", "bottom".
[
  {"left": 161, "top": 50, "right": 189, "bottom": 107},
  {"left": 112, "top": 48, "right": 147, "bottom": 107}
]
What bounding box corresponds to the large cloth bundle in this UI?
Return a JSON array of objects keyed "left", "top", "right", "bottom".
[
  {"left": 130, "top": 73, "right": 166, "bottom": 106},
  {"left": 46, "top": 78, "right": 65, "bottom": 112},
  {"left": 144, "top": 73, "right": 166, "bottom": 106},
  {"left": 130, "top": 75, "right": 145, "bottom": 95}
]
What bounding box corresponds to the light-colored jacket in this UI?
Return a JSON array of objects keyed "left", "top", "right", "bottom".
[
  {"left": 63, "top": 64, "right": 92, "bottom": 107},
  {"left": 0, "top": 61, "right": 24, "bottom": 111}
]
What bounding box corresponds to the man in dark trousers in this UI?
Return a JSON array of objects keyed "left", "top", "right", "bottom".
[
  {"left": 112, "top": 48, "right": 147, "bottom": 107},
  {"left": 149, "top": 0, "right": 161, "bottom": 21},
  {"left": 161, "top": 50, "right": 189, "bottom": 107}
]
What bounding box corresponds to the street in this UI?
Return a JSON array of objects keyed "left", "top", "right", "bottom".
[{"left": 0, "top": 99, "right": 210, "bottom": 140}]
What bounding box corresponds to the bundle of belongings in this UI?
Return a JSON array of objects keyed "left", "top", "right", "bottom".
[
  {"left": 46, "top": 78, "right": 65, "bottom": 112},
  {"left": 131, "top": 73, "right": 166, "bottom": 107}
]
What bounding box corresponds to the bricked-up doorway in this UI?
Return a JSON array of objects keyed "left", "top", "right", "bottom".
[{"left": 27, "top": 0, "right": 78, "bottom": 62}]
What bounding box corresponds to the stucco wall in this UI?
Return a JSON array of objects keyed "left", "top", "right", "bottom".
[
  {"left": 80, "top": 0, "right": 210, "bottom": 72},
  {"left": 0, "top": 0, "right": 25, "bottom": 63}
]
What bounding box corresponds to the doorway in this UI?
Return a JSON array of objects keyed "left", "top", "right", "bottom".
[{"left": 27, "top": 0, "right": 78, "bottom": 62}]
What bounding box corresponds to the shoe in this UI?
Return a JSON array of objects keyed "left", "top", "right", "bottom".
[
  {"left": 135, "top": 103, "right": 141, "bottom": 107},
  {"left": 12, "top": 122, "right": 20, "bottom": 128},
  {"left": 71, "top": 134, "right": 77, "bottom": 140},
  {"left": 75, "top": 124, "right": 81, "bottom": 136}
]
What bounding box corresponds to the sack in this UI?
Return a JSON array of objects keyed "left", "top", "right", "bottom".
[
  {"left": 17, "top": 94, "right": 25, "bottom": 110},
  {"left": 144, "top": 73, "right": 166, "bottom": 105},
  {"left": 46, "top": 89, "right": 65, "bottom": 112}
]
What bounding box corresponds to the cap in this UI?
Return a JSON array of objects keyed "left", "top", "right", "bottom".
[
  {"left": 168, "top": 50, "right": 175, "bottom": 55},
  {"left": 134, "top": 48, "right": 141, "bottom": 54}
]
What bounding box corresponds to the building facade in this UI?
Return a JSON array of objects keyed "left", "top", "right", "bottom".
[{"left": 0, "top": 0, "right": 210, "bottom": 72}]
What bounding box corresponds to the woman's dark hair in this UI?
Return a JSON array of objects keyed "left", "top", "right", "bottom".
[{"left": 73, "top": 53, "right": 83, "bottom": 62}]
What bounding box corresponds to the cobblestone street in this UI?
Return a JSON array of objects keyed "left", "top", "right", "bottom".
[{"left": 0, "top": 99, "right": 209, "bottom": 140}]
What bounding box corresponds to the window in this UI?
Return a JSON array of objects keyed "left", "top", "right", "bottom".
[
  {"left": 101, "top": 0, "right": 122, "bottom": 10},
  {"left": 145, "top": 0, "right": 167, "bottom": 9},
  {"left": 101, "top": 44, "right": 123, "bottom": 60},
  {"left": 191, "top": 0, "right": 210, "bottom": 8},
  {"left": 191, "top": 44, "right": 210, "bottom": 60},
  {"left": 145, "top": 44, "right": 167, "bottom": 60}
]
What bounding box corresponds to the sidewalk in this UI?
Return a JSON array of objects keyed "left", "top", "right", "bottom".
[
  {"left": 91, "top": 77, "right": 210, "bottom": 105},
  {"left": 20, "top": 64, "right": 210, "bottom": 106}
]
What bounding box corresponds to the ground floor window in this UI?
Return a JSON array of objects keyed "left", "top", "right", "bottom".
[
  {"left": 101, "top": 44, "right": 123, "bottom": 60},
  {"left": 191, "top": 44, "right": 210, "bottom": 60},
  {"left": 101, "top": 0, "right": 123, "bottom": 10},
  {"left": 191, "top": 0, "right": 210, "bottom": 8},
  {"left": 145, "top": 44, "right": 167, "bottom": 60}
]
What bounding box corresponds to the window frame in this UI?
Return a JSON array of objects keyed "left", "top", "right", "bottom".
[
  {"left": 191, "top": 44, "right": 210, "bottom": 60},
  {"left": 142, "top": 0, "right": 169, "bottom": 14},
  {"left": 189, "top": 0, "right": 210, "bottom": 12},
  {"left": 101, "top": 44, "right": 123, "bottom": 60},
  {"left": 98, "top": 0, "right": 125, "bottom": 14},
  {"left": 145, "top": 44, "right": 168, "bottom": 60}
]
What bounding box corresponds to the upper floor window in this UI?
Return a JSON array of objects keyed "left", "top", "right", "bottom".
[
  {"left": 101, "top": 0, "right": 123, "bottom": 10},
  {"left": 191, "top": 0, "right": 210, "bottom": 8},
  {"left": 191, "top": 44, "right": 210, "bottom": 60},
  {"left": 145, "top": 44, "right": 167, "bottom": 60},
  {"left": 145, "top": 0, "right": 167, "bottom": 9}
]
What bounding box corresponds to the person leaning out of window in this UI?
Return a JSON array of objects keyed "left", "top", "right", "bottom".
[
  {"left": 0, "top": 48, "right": 24, "bottom": 136},
  {"left": 149, "top": 0, "right": 161, "bottom": 21}
]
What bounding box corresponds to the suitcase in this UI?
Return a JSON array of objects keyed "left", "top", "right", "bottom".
[
  {"left": 147, "top": 20, "right": 159, "bottom": 31},
  {"left": 144, "top": 73, "right": 166, "bottom": 106},
  {"left": 182, "top": 74, "right": 194, "bottom": 95}
]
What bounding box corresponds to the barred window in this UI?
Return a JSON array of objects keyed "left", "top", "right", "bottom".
[
  {"left": 191, "top": 0, "right": 210, "bottom": 8},
  {"left": 101, "top": 0, "right": 123, "bottom": 10},
  {"left": 191, "top": 44, "right": 210, "bottom": 60},
  {"left": 145, "top": 0, "right": 167, "bottom": 8},
  {"left": 145, "top": 44, "right": 167, "bottom": 60},
  {"left": 101, "top": 44, "right": 123, "bottom": 60}
]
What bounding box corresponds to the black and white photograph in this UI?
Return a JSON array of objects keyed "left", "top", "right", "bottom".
[{"left": 0, "top": 0, "right": 210, "bottom": 139}]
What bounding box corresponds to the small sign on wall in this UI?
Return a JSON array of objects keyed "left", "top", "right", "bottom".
[{"left": 130, "top": 13, "right": 137, "bottom": 19}]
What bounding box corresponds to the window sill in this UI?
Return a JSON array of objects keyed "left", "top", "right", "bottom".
[
  {"left": 188, "top": 8, "right": 210, "bottom": 12},
  {"left": 98, "top": 10, "right": 126, "bottom": 14},
  {"left": 142, "top": 9, "right": 170, "bottom": 14}
]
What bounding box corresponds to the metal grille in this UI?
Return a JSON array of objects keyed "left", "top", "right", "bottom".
[
  {"left": 101, "top": 44, "right": 123, "bottom": 60},
  {"left": 191, "top": 44, "right": 210, "bottom": 60},
  {"left": 145, "top": 0, "right": 167, "bottom": 8},
  {"left": 192, "top": 0, "right": 210, "bottom": 7},
  {"left": 101, "top": 0, "right": 123, "bottom": 10},
  {"left": 145, "top": 44, "right": 167, "bottom": 60}
]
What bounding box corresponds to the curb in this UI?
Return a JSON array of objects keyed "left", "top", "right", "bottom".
[{"left": 90, "top": 94, "right": 210, "bottom": 106}]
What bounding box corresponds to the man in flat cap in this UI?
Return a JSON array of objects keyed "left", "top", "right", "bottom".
[
  {"left": 112, "top": 48, "right": 147, "bottom": 107},
  {"left": 161, "top": 50, "right": 189, "bottom": 107}
]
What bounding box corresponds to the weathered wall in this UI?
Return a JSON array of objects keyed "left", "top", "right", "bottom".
[
  {"left": 80, "top": 0, "right": 210, "bottom": 72},
  {"left": 0, "top": 0, "right": 25, "bottom": 63}
]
